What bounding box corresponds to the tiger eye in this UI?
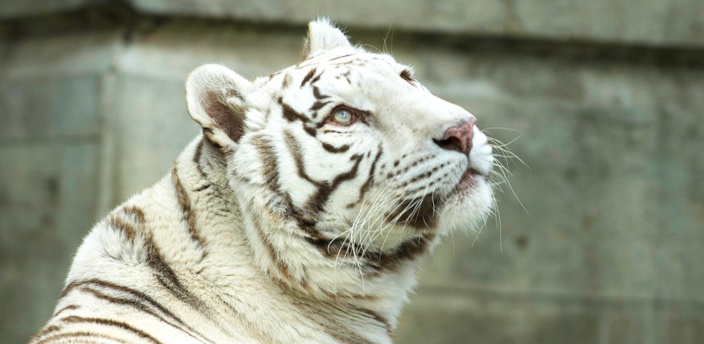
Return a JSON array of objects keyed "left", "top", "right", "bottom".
[{"left": 332, "top": 108, "right": 353, "bottom": 124}]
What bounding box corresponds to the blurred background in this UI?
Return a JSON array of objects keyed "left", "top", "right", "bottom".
[{"left": 1, "top": 1, "right": 703, "bottom": 343}]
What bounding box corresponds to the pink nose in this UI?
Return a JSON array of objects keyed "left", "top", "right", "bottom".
[{"left": 434, "top": 118, "right": 476, "bottom": 155}]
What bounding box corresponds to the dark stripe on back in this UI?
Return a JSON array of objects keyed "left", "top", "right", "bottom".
[
  {"left": 143, "top": 232, "right": 205, "bottom": 312},
  {"left": 53, "top": 305, "right": 79, "bottom": 317},
  {"left": 29, "top": 325, "right": 62, "bottom": 343},
  {"left": 60, "top": 279, "right": 212, "bottom": 343},
  {"left": 193, "top": 138, "right": 208, "bottom": 179},
  {"left": 122, "top": 205, "right": 145, "bottom": 223},
  {"left": 80, "top": 286, "right": 208, "bottom": 343},
  {"left": 171, "top": 165, "right": 207, "bottom": 254},
  {"left": 107, "top": 215, "right": 136, "bottom": 242},
  {"left": 34, "top": 331, "right": 126, "bottom": 344},
  {"left": 59, "top": 315, "right": 162, "bottom": 344}
]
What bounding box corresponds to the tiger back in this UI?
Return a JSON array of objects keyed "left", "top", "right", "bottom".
[{"left": 30, "top": 19, "right": 496, "bottom": 344}]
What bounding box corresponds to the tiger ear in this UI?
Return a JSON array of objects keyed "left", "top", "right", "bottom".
[
  {"left": 186, "top": 64, "right": 253, "bottom": 147},
  {"left": 302, "top": 18, "right": 352, "bottom": 59}
]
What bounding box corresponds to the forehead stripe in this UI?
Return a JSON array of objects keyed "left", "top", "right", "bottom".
[
  {"left": 279, "top": 98, "right": 309, "bottom": 123},
  {"left": 300, "top": 68, "right": 317, "bottom": 87}
]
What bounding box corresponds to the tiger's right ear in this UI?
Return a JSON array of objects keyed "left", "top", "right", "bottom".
[{"left": 186, "top": 64, "right": 253, "bottom": 147}]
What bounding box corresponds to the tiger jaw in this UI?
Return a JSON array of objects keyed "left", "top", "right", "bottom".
[{"left": 340, "top": 134, "right": 494, "bottom": 254}]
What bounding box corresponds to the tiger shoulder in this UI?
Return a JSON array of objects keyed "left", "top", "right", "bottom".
[{"left": 30, "top": 19, "right": 496, "bottom": 344}]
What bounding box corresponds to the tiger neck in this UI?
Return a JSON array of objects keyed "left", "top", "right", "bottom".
[{"left": 182, "top": 136, "right": 437, "bottom": 336}]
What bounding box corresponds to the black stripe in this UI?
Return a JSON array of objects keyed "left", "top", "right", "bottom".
[
  {"left": 80, "top": 286, "right": 208, "bottom": 343},
  {"left": 193, "top": 184, "right": 212, "bottom": 192},
  {"left": 282, "top": 73, "right": 292, "bottom": 88},
  {"left": 251, "top": 133, "right": 321, "bottom": 237},
  {"left": 107, "top": 215, "right": 136, "bottom": 242},
  {"left": 309, "top": 100, "right": 329, "bottom": 113},
  {"left": 34, "top": 331, "right": 126, "bottom": 344},
  {"left": 319, "top": 318, "right": 374, "bottom": 344},
  {"left": 369, "top": 233, "right": 436, "bottom": 272},
  {"left": 309, "top": 74, "right": 322, "bottom": 87},
  {"left": 62, "top": 279, "right": 215, "bottom": 343},
  {"left": 62, "top": 280, "right": 187, "bottom": 333},
  {"left": 356, "top": 307, "right": 393, "bottom": 336},
  {"left": 59, "top": 316, "right": 162, "bottom": 344},
  {"left": 193, "top": 138, "right": 208, "bottom": 179},
  {"left": 279, "top": 98, "right": 309, "bottom": 123},
  {"left": 300, "top": 68, "right": 317, "bottom": 87},
  {"left": 251, "top": 134, "right": 283, "bottom": 196},
  {"left": 312, "top": 85, "right": 327, "bottom": 100},
  {"left": 248, "top": 204, "right": 293, "bottom": 282},
  {"left": 321, "top": 142, "right": 351, "bottom": 153},
  {"left": 143, "top": 232, "right": 205, "bottom": 311},
  {"left": 171, "top": 165, "right": 207, "bottom": 255},
  {"left": 320, "top": 129, "right": 348, "bottom": 134},
  {"left": 303, "top": 125, "right": 317, "bottom": 137},
  {"left": 328, "top": 53, "right": 354, "bottom": 61},
  {"left": 341, "top": 68, "right": 352, "bottom": 84},
  {"left": 29, "top": 325, "right": 62, "bottom": 343},
  {"left": 347, "top": 145, "right": 382, "bottom": 208},
  {"left": 304, "top": 153, "right": 363, "bottom": 214},
  {"left": 283, "top": 129, "right": 367, "bottom": 248},
  {"left": 284, "top": 130, "right": 324, "bottom": 188},
  {"left": 122, "top": 206, "right": 145, "bottom": 223},
  {"left": 53, "top": 305, "right": 79, "bottom": 317}
]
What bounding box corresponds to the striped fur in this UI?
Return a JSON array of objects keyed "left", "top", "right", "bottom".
[{"left": 31, "top": 19, "right": 496, "bottom": 343}]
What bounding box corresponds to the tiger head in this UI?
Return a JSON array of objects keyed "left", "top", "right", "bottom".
[{"left": 185, "top": 19, "right": 494, "bottom": 297}]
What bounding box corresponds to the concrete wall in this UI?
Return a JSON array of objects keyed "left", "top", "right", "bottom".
[{"left": 1, "top": 2, "right": 703, "bottom": 343}]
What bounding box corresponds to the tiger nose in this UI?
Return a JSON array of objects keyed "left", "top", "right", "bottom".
[{"left": 433, "top": 118, "right": 476, "bottom": 155}]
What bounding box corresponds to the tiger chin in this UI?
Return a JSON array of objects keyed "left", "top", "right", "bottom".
[{"left": 31, "top": 19, "right": 495, "bottom": 344}]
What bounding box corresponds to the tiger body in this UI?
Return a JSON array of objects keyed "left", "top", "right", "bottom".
[{"left": 31, "top": 19, "right": 495, "bottom": 344}]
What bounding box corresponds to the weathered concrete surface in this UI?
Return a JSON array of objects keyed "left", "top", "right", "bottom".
[
  {"left": 1, "top": 0, "right": 704, "bottom": 48},
  {"left": 0, "top": 30, "right": 118, "bottom": 343},
  {"left": 1, "top": 9, "right": 703, "bottom": 344}
]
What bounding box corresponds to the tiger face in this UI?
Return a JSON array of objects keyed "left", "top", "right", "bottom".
[{"left": 186, "top": 20, "right": 493, "bottom": 288}]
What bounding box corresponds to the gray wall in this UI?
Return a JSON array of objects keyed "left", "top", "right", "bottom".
[{"left": 1, "top": 1, "right": 703, "bottom": 343}]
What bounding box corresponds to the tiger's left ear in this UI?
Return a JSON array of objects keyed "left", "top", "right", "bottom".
[
  {"left": 302, "top": 19, "right": 352, "bottom": 59},
  {"left": 186, "top": 64, "right": 253, "bottom": 147}
]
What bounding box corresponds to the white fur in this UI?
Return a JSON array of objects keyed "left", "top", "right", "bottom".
[{"left": 31, "top": 19, "right": 495, "bottom": 344}]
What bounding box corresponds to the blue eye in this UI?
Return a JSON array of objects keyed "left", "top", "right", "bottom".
[{"left": 332, "top": 108, "right": 354, "bottom": 124}]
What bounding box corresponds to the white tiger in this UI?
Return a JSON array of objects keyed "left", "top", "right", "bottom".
[{"left": 30, "top": 19, "right": 495, "bottom": 344}]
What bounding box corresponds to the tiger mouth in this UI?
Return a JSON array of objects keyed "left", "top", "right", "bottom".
[{"left": 450, "top": 167, "right": 483, "bottom": 196}]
